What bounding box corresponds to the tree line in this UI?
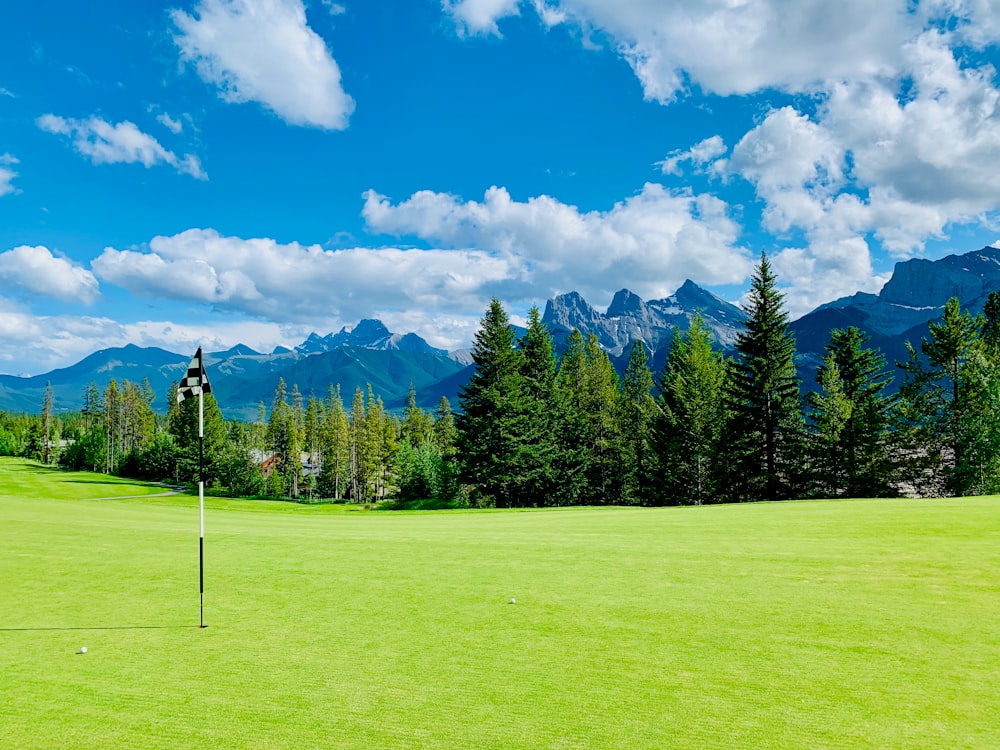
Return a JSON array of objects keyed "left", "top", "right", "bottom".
[
  {"left": 455, "top": 253, "right": 1000, "bottom": 506},
  {"left": 4, "top": 252, "right": 1000, "bottom": 506}
]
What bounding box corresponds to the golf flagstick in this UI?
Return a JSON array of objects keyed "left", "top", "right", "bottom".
[
  {"left": 178, "top": 347, "right": 211, "bottom": 629},
  {"left": 199, "top": 382, "right": 206, "bottom": 628}
]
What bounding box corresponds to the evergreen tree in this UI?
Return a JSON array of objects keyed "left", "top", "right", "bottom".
[
  {"left": 349, "top": 388, "right": 366, "bottom": 501},
  {"left": 166, "top": 383, "right": 227, "bottom": 485},
  {"left": 982, "top": 290, "right": 1000, "bottom": 357},
  {"left": 553, "top": 329, "right": 590, "bottom": 505},
  {"left": 618, "top": 340, "right": 656, "bottom": 505},
  {"left": 433, "top": 396, "right": 457, "bottom": 456},
  {"left": 400, "top": 382, "right": 434, "bottom": 446},
  {"left": 318, "top": 385, "right": 350, "bottom": 500},
  {"left": 266, "top": 378, "right": 302, "bottom": 498},
  {"left": 725, "top": 253, "right": 804, "bottom": 501},
  {"left": 456, "top": 299, "right": 525, "bottom": 507},
  {"left": 513, "top": 306, "right": 559, "bottom": 506},
  {"left": 654, "top": 317, "right": 728, "bottom": 505},
  {"left": 807, "top": 327, "right": 898, "bottom": 498},
  {"left": 41, "top": 381, "right": 55, "bottom": 464},
  {"left": 581, "top": 332, "right": 622, "bottom": 504},
  {"left": 899, "top": 297, "right": 986, "bottom": 496}
]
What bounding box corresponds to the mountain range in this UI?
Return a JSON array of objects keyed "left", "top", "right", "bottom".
[{"left": 4, "top": 245, "right": 1000, "bottom": 417}]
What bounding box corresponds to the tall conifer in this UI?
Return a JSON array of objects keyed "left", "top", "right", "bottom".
[
  {"left": 456, "top": 299, "right": 524, "bottom": 507},
  {"left": 725, "top": 253, "right": 804, "bottom": 501}
]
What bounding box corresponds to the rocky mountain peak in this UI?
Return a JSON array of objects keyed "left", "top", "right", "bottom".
[{"left": 607, "top": 289, "right": 647, "bottom": 318}]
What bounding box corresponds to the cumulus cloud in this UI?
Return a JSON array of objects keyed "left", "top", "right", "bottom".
[
  {"left": 0, "top": 153, "right": 18, "bottom": 196},
  {"left": 92, "top": 229, "right": 516, "bottom": 325},
  {"left": 362, "top": 183, "right": 753, "bottom": 304},
  {"left": 88, "top": 183, "right": 749, "bottom": 348},
  {"left": 659, "top": 135, "right": 726, "bottom": 176},
  {"left": 171, "top": 0, "right": 354, "bottom": 130},
  {"left": 0, "top": 245, "right": 100, "bottom": 303},
  {"left": 722, "top": 31, "right": 1000, "bottom": 305},
  {"left": 445, "top": 0, "right": 911, "bottom": 100},
  {"left": 37, "top": 115, "right": 206, "bottom": 179}
]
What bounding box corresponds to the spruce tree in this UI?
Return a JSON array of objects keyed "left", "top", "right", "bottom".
[
  {"left": 514, "top": 306, "right": 559, "bottom": 506},
  {"left": 725, "top": 253, "right": 804, "bottom": 501},
  {"left": 654, "top": 316, "right": 727, "bottom": 505},
  {"left": 554, "top": 328, "right": 589, "bottom": 505},
  {"left": 619, "top": 340, "right": 656, "bottom": 505},
  {"left": 581, "top": 332, "right": 622, "bottom": 504},
  {"left": 900, "top": 297, "right": 985, "bottom": 496},
  {"left": 456, "top": 299, "right": 524, "bottom": 507},
  {"left": 807, "top": 327, "right": 897, "bottom": 498}
]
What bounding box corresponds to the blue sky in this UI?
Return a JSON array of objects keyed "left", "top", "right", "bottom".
[{"left": 1, "top": 0, "right": 999, "bottom": 375}]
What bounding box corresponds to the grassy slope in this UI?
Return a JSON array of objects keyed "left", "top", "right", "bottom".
[{"left": 1, "top": 458, "right": 998, "bottom": 749}]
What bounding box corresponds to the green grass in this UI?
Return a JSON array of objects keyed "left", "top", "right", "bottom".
[{"left": 1, "top": 457, "right": 998, "bottom": 748}]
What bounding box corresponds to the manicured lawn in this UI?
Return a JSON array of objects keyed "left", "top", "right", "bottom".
[{"left": 1, "top": 457, "right": 998, "bottom": 748}]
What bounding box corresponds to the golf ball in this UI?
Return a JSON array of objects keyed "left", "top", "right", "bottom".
[
  {"left": 80, "top": 646, "right": 87, "bottom": 654},
  {"left": 509, "top": 598, "right": 516, "bottom": 604}
]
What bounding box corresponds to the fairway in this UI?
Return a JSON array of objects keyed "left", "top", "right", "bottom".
[{"left": 1, "top": 459, "right": 998, "bottom": 748}]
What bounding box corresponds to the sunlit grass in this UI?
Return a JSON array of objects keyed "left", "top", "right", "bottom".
[{"left": 1, "top": 458, "right": 998, "bottom": 748}]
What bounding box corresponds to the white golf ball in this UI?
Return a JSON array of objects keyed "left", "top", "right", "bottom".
[
  {"left": 80, "top": 646, "right": 87, "bottom": 654},
  {"left": 509, "top": 598, "right": 516, "bottom": 604}
]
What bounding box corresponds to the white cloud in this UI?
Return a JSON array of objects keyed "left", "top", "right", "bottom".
[
  {"left": 157, "top": 112, "right": 184, "bottom": 134},
  {"left": 87, "top": 184, "right": 749, "bottom": 350},
  {"left": 446, "top": 1, "right": 912, "bottom": 101},
  {"left": 171, "top": 0, "right": 354, "bottom": 130},
  {"left": 37, "top": 114, "right": 207, "bottom": 179},
  {"left": 659, "top": 135, "right": 726, "bottom": 176},
  {"left": 0, "top": 296, "right": 306, "bottom": 376},
  {"left": 92, "top": 229, "right": 516, "bottom": 324},
  {"left": 443, "top": 0, "right": 521, "bottom": 36},
  {"left": 0, "top": 153, "right": 18, "bottom": 197},
  {"left": 0, "top": 245, "right": 100, "bottom": 303},
  {"left": 362, "top": 183, "right": 753, "bottom": 304}
]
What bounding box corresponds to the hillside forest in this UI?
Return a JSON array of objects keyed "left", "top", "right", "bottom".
[{"left": 4, "top": 253, "right": 1000, "bottom": 506}]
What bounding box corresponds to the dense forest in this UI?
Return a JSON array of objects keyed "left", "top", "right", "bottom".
[{"left": 4, "top": 253, "right": 1000, "bottom": 506}]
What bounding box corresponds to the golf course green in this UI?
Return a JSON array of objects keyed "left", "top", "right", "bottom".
[{"left": 1, "top": 457, "right": 997, "bottom": 748}]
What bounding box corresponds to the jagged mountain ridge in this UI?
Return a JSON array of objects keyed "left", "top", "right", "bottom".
[
  {"left": 543, "top": 279, "right": 747, "bottom": 355},
  {"left": 295, "top": 319, "right": 447, "bottom": 357}
]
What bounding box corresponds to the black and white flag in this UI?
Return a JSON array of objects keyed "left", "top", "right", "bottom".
[{"left": 177, "top": 347, "right": 212, "bottom": 403}]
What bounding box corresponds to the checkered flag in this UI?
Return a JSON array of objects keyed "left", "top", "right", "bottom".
[{"left": 177, "top": 347, "right": 212, "bottom": 403}]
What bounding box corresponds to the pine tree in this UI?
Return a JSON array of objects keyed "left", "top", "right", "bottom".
[
  {"left": 900, "top": 297, "right": 986, "bottom": 496},
  {"left": 41, "top": 381, "right": 55, "bottom": 464},
  {"left": 619, "top": 340, "right": 656, "bottom": 505},
  {"left": 654, "top": 317, "right": 728, "bottom": 505},
  {"left": 553, "top": 329, "right": 589, "bottom": 505},
  {"left": 166, "top": 383, "right": 226, "bottom": 485},
  {"left": 349, "top": 388, "right": 366, "bottom": 501},
  {"left": 807, "top": 327, "right": 897, "bottom": 498},
  {"left": 401, "top": 382, "right": 434, "bottom": 446},
  {"left": 318, "top": 385, "right": 350, "bottom": 500},
  {"left": 513, "top": 306, "right": 559, "bottom": 506},
  {"left": 433, "top": 396, "right": 457, "bottom": 455},
  {"left": 581, "top": 332, "right": 622, "bottom": 504},
  {"left": 725, "top": 253, "right": 804, "bottom": 501},
  {"left": 456, "top": 299, "right": 525, "bottom": 507}
]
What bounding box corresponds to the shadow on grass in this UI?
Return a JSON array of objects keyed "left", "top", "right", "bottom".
[{"left": 0, "top": 624, "right": 201, "bottom": 632}]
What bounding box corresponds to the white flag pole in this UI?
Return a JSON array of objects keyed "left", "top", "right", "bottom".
[{"left": 199, "top": 371, "right": 206, "bottom": 628}]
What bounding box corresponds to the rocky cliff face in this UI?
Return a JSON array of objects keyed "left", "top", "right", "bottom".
[
  {"left": 542, "top": 280, "right": 746, "bottom": 355},
  {"left": 798, "top": 246, "right": 1000, "bottom": 342}
]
